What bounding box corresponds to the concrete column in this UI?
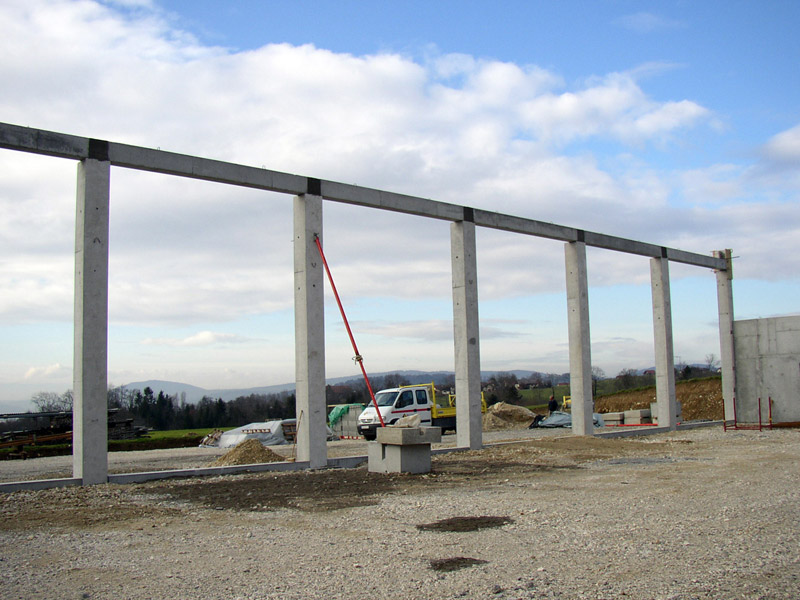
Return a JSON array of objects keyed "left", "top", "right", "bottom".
[
  {"left": 715, "top": 249, "right": 736, "bottom": 423},
  {"left": 293, "top": 194, "right": 327, "bottom": 468},
  {"left": 650, "top": 256, "right": 677, "bottom": 430},
  {"left": 451, "top": 219, "right": 482, "bottom": 450},
  {"left": 73, "top": 158, "right": 110, "bottom": 485},
  {"left": 564, "top": 241, "right": 593, "bottom": 435}
]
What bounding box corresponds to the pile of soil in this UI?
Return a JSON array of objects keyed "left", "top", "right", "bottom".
[
  {"left": 595, "top": 376, "right": 722, "bottom": 421},
  {"left": 207, "top": 438, "right": 285, "bottom": 467},
  {"left": 483, "top": 402, "right": 536, "bottom": 430}
]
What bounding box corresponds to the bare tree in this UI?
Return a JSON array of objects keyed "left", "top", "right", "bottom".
[
  {"left": 31, "top": 390, "right": 73, "bottom": 412},
  {"left": 591, "top": 367, "right": 606, "bottom": 395},
  {"left": 704, "top": 353, "right": 720, "bottom": 372}
]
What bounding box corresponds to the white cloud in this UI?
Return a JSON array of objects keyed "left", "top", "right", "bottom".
[
  {"left": 142, "top": 331, "right": 253, "bottom": 346},
  {"left": 0, "top": 0, "right": 796, "bottom": 399},
  {"left": 518, "top": 73, "right": 709, "bottom": 146},
  {"left": 680, "top": 165, "right": 745, "bottom": 204},
  {"left": 0, "top": 0, "right": 715, "bottom": 328},
  {"left": 355, "top": 318, "right": 525, "bottom": 343},
  {"left": 762, "top": 123, "right": 800, "bottom": 165},
  {"left": 24, "top": 363, "right": 68, "bottom": 380}
]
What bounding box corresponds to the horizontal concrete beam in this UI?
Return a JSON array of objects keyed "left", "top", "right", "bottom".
[
  {"left": 0, "top": 121, "right": 727, "bottom": 270},
  {"left": 0, "top": 122, "right": 88, "bottom": 160},
  {"left": 322, "top": 180, "right": 465, "bottom": 221},
  {"left": 111, "top": 142, "right": 308, "bottom": 196},
  {"left": 107, "top": 460, "right": 311, "bottom": 484},
  {"left": 0, "top": 477, "right": 82, "bottom": 493},
  {"left": 473, "top": 209, "right": 577, "bottom": 241},
  {"left": 596, "top": 419, "right": 721, "bottom": 439}
]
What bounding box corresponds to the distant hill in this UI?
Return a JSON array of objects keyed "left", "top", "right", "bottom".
[{"left": 121, "top": 369, "right": 545, "bottom": 403}]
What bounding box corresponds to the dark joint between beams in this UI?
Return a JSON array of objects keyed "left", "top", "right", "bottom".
[
  {"left": 306, "top": 177, "right": 322, "bottom": 197},
  {"left": 87, "top": 139, "right": 109, "bottom": 162}
]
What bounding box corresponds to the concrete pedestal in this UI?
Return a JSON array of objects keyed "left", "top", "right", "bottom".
[{"left": 368, "top": 427, "right": 442, "bottom": 474}]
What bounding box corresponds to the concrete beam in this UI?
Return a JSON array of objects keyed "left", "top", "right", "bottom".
[
  {"left": 321, "top": 180, "right": 464, "bottom": 222},
  {"left": 0, "top": 478, "right": 82, "bottom": 494},
  {"left": 111, "top": 142, "right": 308, "bottom": 196},
  {"left": 0, "top": 122, "right": 88, "bottom": 160},
  {"left": 293, "top": 195, "right": 327, "bottom": 468},
  {"left": 472, "top": 208, "right": 577, "bottom": 241},
  {"left": 565, "top": 241, "right": 594, "bottom": 436},
  {"left": 73, "top": 158, "right": 110, "bottom": 485},
  {"left": 0, "top": 122, "right": 728, "bottom": 271},
  {"left": 651, "top": 257, "right": 677, "bottom": 430},
  {"left": 451, "top": 220, "right": 482, "bottom": 450},
  {"left": 715, "top": 249, "right": 736, "bottom": 422},
  {"left": 108, "top": 460, "right": 309, "bottom": 484}
]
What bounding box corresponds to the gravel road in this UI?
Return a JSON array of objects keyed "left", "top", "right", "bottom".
[{"left": 2, "top": 426, "right": 799, "bottom": 600}]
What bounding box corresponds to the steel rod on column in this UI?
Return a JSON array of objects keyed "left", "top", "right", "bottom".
[
  {"left": 565, "top": 240, "right": 594, "bottom": 436},
  {"left": 451, "top": 216, "right": 482, "bottom": 450},
  {"left": 73, "top": 154, "right": 110, "bottom": 485},
  {"left": 293, "top": 192, "right": 327, "bottom": 468}
]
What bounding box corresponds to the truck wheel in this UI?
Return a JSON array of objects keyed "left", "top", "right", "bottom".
[{"left": 363, "top": 432, "right": 376, "bottom": 441}]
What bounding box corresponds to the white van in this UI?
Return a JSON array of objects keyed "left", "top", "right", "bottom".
[{"left": 356, "top": 385, "right": 433, "bottom": 440}]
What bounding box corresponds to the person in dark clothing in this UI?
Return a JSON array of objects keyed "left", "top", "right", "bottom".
[{"left": 548, "top": 395, "right": 558, "bottom": 414}]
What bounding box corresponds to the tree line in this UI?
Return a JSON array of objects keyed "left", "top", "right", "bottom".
[
  {"left": 17, "top": 358, "right": 720, "bottom": 432},
  {"left": 22, "top": 386, "right": 296, "bottom": 432}
]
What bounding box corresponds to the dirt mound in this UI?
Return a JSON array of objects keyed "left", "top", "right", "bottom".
[
  {"left": 483, "top": 402, "right": 535, "bottom": 430},
  {"left": 208, "top": 438, "right": 285, "bottom": 467},
  {"left": 595, "top": 377, "right": 722, "bottom": 421}
]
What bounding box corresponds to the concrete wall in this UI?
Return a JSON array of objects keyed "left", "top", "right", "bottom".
[{"left": 734, "top": 315, "right": 800, "bottom": 424}]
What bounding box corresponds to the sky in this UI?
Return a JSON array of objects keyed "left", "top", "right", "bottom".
[{"left": 1, "top": 0, "right": 799, "bottom": 412}]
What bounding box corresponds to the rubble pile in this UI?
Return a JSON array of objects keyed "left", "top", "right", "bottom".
[
  {"left": 482, "top": 402, "right": 536, "bottom": 431},
  {"left": 207, "top": 438, "right": 285, "bottom": 467}
]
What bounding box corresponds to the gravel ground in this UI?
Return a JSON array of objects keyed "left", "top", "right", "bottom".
[{"left": 1, "top": 426, "right": 799, "bottom": 600}]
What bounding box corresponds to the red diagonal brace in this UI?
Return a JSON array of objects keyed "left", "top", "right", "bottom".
[{"left": 313, "top": 236, "right": 385, "bottom": 428}]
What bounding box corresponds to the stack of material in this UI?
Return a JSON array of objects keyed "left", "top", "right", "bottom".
[
  {"left": 199, "top": 429, "right": 224, "bottom": 447},
  {"left": 328, "top": 404, "right": 364, "bottom": 438},
  {"left": 217, "top": 421, "right": 288, "bottom": 448},
  {"left": 207, "top": 438, "right": 285, "bottom": 467},
  {"left": 624, "top": 409, "right": 652, "bottom": 425},
  {"left": 483, "top": 402, "right": 537, "bottom": 430},
  {"left": 602, "top": 412, "right": 625, "bottom": 426}
]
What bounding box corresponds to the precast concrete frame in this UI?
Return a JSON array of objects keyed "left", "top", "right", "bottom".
[{"left": 0, "top": 123, "right": 734, "bottom": 486}]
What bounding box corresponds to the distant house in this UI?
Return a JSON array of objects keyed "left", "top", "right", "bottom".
[{"left": 643, "top": 369, "right": 656, "bottom": 375}]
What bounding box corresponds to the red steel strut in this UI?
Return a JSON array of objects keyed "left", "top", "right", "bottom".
[{"left": 313, "top": 235, "right": 385, "bottom": 428}]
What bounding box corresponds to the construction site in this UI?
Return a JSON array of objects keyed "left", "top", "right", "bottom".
[{"left": 1, "top": 121, "right": 799, "bottom": 599}]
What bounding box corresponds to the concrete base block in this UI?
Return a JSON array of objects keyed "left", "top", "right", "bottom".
[
  {"left": 368, "top": 442, "right": 432, "bottom": 474},
  {"left": 624, "top": 409, "right": 652, "bottom": 425},
  {"left": 376, "top": 426, "right": 442, "bottom": 445},
  {"left": 603, "top": 411, "right": 625, "bottom": 424}
]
